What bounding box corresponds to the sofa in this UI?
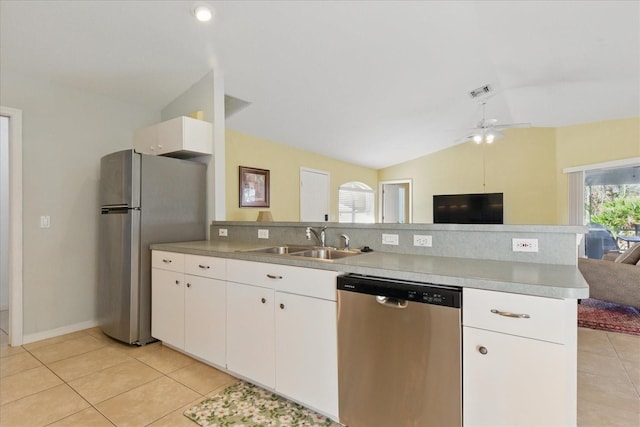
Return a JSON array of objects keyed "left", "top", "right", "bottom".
[{"left": 577, "top": 244, "right": 640, "bottom": 309}]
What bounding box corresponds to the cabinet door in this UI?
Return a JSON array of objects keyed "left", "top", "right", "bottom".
[
  {"left": 151, "top": 268, "right": 184, "bottom": 348},
  {"left": 226, "top": 283, "right": 275, "bottom": 388},
  {"left": 463, "top": 326, "right": 568, "bottom": 427},
  {"left": 184, "top": 275, "right": 226, "bottom": 367},
  {"left": 275, "top": 292, "right": 338, "bottom": 418}
]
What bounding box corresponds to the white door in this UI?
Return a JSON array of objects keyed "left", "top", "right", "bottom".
[
  {"left": 383, "top": 184, "right": 400, "bottom": 223},
  {"left": 184, "top": 275, "right": 226, "bottom": 367},
  {"left": 275, "top": 291, "right": 338, "bottom": 417},
  {"left": 226, "top": 282, "right": 275, "bottom": 388},
  {"left": 151, "top": 268, "right": 185, "bottom": 348},
  {"left": 300, "top": 168, "right": 329, "bottom": 222},
  {"left": 380, "top": 180, "right": 412, "bottom": 223},
  {"left": 463, "top": 326, "right": 567, "bottom": 426}
]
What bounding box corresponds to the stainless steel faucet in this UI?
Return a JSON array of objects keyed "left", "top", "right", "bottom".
[
  {"left": 340, "top": 233, "right": 350, "bottom": 250},
  {"left": 306, "top": 226, "right": 327, "bottom": 247}
]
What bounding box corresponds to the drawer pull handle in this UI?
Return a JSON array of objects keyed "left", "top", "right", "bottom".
[
  {"left": 186, "top": 283, "right": 191, "bottom": 288},
  {"left": 162, "top": 259, "right": 172, "bottom": 263},
  {"left": 478, "top": 346, "right": 488, "bottom": 355},
  {"left": 175, "top": 280, "right": 180, "bottom": 285},
  {"left": 491, "top": 309, "right": 530, "bottom": 319},
  {"left": 280, "top": 303, "right": 285, "bottom": 310},
  {"left": 266, "top": 274, "right": 283, "bottom": 280},
  {"left": 261, "top": 298, "right": 267, "bottom": 304},
  {"left": 198, "top": 264, "right": 210, "bottom": 269}
]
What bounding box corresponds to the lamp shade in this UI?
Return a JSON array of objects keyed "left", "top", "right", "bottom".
[{"left": 257, "top": 211, "right": 274, "bottom": 222}]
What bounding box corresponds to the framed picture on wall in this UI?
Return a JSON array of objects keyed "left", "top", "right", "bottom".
[{"left": 239, "top": 166, "right": 270, "bottom": 207}]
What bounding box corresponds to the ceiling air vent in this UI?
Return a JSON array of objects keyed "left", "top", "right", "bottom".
[{"left": 469, "top": 85, "right": 492, "bottom": 99}]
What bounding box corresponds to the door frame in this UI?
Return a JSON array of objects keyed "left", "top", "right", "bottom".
[
  {"left": 1, "top": 106, "right": 23, "bottom": 346},
  {"left": 378, "top": 179, "right": 413, "bottom": 224}
]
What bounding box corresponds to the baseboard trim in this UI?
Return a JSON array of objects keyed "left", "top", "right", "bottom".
[{"left": 22, "top": 320, "right": 100, "bottom": 345}]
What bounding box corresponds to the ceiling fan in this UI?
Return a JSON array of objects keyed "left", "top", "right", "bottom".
[{"left": 460, "top": 100, "right": 531, "bottom": 144}]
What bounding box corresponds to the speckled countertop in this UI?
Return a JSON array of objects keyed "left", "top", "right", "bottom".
[{"left": 150, "top": 240, "right": 589, "bottom": 299}]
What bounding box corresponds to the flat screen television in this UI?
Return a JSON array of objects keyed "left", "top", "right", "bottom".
[{"left": 433, "top": 193, "right": 504, "bottom": 224}]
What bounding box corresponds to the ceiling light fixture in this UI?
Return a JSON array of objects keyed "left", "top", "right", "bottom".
[
  {"left": 472, "top": 129, "right": 502, "bottom": 144},
  {"left": 194, "top": 6, "right": 213, "bottom": 22}
]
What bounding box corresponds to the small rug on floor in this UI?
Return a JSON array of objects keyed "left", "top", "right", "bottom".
[
  {"left": 578, "top": 298, "right": 640, "bottom": 336},
  {"left": 184, "top": 381, "right": 333, "bottom": 427}
]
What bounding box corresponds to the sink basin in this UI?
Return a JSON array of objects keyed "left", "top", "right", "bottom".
[
  {"left": 290, "top": 248, "right": 362, "bottom": 260},
  {"left": 242, "top": 245, "right": 315, "bottom": 255},
  {"left": 241, "top": 245, "right": 362, "bottom": 261}
]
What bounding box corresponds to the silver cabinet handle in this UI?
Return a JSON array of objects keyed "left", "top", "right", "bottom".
[
  {"left": 162, "top": 259, "right": 172, "bottom": 263},
  {"left": 491, "top": 309, "right": 530, "bottom": 319},
  {"left": 478, "top": 346, "right": 488, "bottom": 355},
  {"left": 198, "top": 264, "right": 210, "bottom": 269},
  {"left": 266, "top": 274, "right": 283, "bottom": 280},
  {"left": 261, "top": 298, "right": 266, "bottom": 304}
]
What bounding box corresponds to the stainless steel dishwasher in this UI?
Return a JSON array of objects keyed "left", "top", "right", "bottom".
[{"left": 337, "top": 274, "right": 462, "bottom": 427}]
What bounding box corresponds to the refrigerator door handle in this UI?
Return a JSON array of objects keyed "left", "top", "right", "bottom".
[{"left": 101, "top": 206, "right": 140, "bottom": 214}]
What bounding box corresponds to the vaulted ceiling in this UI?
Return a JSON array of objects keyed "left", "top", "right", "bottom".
[{"left": 1, "top": 1, "right": 638, "bottom": 168}]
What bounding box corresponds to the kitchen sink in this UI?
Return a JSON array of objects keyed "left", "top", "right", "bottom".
[
  {"left": 289, "top": 248, "right": 362, "bottom": 260},
  {"left": 240, "top": 245, "right": 362, "bottom": 260},
  {"left": 242, "top": 245, "right": 316, "bottom": 255}
]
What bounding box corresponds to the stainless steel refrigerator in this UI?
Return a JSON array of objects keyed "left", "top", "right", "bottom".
[{"left": 98, "top": 149, "right": 206, "bottom": 345}]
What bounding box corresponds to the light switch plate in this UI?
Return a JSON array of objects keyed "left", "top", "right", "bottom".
[
  {"left": 382, "top": 233, "right": 399, "bottom": 245},
  {"left": 40, "top": 215, "right": 50, "bottom": 228},
  {"left": 258, "top": 229, "right": 269, "bottom": 239}
]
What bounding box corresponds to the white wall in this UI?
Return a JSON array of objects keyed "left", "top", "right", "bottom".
[
  {"left": 0, "top": 71, "right": 159, "bottom": 338},
  {"left": 161, "top": 69, "right": 226, "bottom": 231}
]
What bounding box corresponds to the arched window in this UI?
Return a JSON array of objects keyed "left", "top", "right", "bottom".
[{"left": 339, "top": 182, "right": 375, "bottom": 223}]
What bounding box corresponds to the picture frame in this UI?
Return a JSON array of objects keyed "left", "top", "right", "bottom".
[{"left": 239, "top": 166, "right": 270, "bottom": 208}]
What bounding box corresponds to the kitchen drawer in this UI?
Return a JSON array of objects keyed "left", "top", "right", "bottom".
[
  {"left": 227, "top": 259, "right": 339, "bottom": 301},
  {"left": 184, "top": 254, "right": 226, "bottom": 280},
  {"left": 152, "top": 250, "right": 184, "bottom": 272},
  {"left": 463, "top": 288, "right": 566, "bottom": 344}
]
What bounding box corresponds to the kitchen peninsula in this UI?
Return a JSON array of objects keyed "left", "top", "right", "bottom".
[{"left": 151, "top": 222, "right": 588, "bottom": 427}]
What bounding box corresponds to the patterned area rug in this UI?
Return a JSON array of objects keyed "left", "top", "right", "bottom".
[
  {"left": 578, "top": 298, "right": 640, "bottom": 336},
  {"left": 184, "top": 381, "right": 333, "bottom": 427}
]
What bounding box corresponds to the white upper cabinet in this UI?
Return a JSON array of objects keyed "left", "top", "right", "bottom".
[{"left": 134, "top": 116, "right": 212, "bottom": 157}]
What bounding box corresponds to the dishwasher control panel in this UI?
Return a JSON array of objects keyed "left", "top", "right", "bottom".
[{"left": 337, "top": 274, "right": 461, "bottom": 308}]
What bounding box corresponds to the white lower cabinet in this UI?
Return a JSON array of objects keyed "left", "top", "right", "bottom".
[
  {"left": 184, "top": 274, "right": 226, "bottom": 366},
  {"left": 151, "top": 268, "right": 185, "bottom": 348},
  {"left": 226, "top": 259, "right": 340, "bottom": 419},
  {"left": 275, "top": 291, "right": 338, "bottom": 417},
  {"left": 462, "top": 288, "right": 577, "bottom": 427},
  {"left": 463, "top": 326, "right": 567, "bottom": 427},
  {"left": 151, "top": 251, "right": 226, "bottom": 367},
  {"left": 226, "top": 282, "right": 276, "bottom": 388}
]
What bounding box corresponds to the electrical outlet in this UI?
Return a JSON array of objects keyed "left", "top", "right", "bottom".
[
  {"left": 413, "top": 234, "right": 432, "bottom": 247},
  {"left": 382, "top": 233, "right": 399, "bottom": 245},
  {"left": 40, "top": 215, "right": 50, "bottom": 228},
  {"left": 218, "top": 228, "right": 228, "bottom": 237},
  {"left": 512, "top": 238, "right": 539, "bottom": 252},
  {"left": 258, "top": 229, "right": 269, "bottom": 239}
]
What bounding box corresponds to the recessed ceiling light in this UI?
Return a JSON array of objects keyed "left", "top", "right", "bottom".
[{"left": 194, "top": 6, "right": 213, "bottom": 22}]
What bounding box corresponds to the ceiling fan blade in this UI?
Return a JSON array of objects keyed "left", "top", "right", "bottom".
[{"left": 493, "top": 122, "right": 532, "bottom": 130}]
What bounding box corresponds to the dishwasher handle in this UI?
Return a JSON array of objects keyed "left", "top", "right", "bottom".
[{"left": 376, "top": 295, "right": 408, "bottom": 309}]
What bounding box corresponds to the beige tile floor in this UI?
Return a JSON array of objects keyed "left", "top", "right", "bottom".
[{"left": 0, "top": 325, "right": 639, "bottom": 426}]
